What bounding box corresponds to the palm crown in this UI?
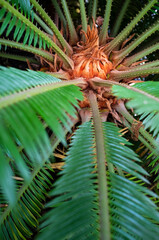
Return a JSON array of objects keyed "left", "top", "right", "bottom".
[{"left": 0, "top": 0, "right": 159, "bottom": 239}]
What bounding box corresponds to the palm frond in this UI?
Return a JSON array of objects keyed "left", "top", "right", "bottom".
[
  {"left": 113, "top": 20, "right": 159, "bottom": 65},
  {"left": 109, "top": 173, "right": 159, "bottom": 239},
  {"left": 8, "top": 0, "right": 32, "bottom": 16},
  {"left": 113, "top": 81, "right": 159, "bottom": 183},
  {"left": 132, "top": 82, "right": 159, "bottom": 138},
  {"left": 0, "top": 0, "right": 33, "bottom": 41},
  {"left": 38, "top": 121, "right": 159, "bottom": 240},
  {"left": 0, "top": 162, "right": 53, "bottom": 240},
  {"left": 112, "top": 81, "right": 159, "bottom": 135},
  {"left": 0, "top": 0, "right": 73, "bottom": 67},
  {"left": 38, "top": 121, "right": 99, "bottom": 240},
  {"left": 0, "top": 38, "right": 54, "bottom": 62},
  {"left": 0, "top": 109, "right": 80, "bottom": 240},
  {"left": 106, "top": 0, "right": 158, "bottom": 54},
  {"left": 103, "top": 122, "right": 148, "bottom": 182},
  {"left": 0, "top": 67, "right": 83, "bottom": 205},
  {"left": 0, "top": 0, "right": 158, "bottom": 239},
  {"left": 30, "top": 0, "right": 72, "bottom": 55}
]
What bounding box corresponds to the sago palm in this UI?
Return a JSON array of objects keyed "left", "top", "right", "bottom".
[{"left": 0, "top": 0, "right": 159, "bottom": 239}]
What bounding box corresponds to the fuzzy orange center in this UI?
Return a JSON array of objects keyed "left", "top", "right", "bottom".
[{"left": 71, "top": 24, "right": 113, "bottom": 79}]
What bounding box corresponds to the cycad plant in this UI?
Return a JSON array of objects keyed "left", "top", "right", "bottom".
[{"left": 0, "top": 0, "right": 159, "bottom": 239}]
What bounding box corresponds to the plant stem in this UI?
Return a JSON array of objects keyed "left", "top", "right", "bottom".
[
  {"left": 110, "top": 67, "right": 159, "bottom": 80},
  {"left": 92, "top": 0, "right": 98, "bottom": 21},
  {"left": 123, "top": 43, "right": 159, "bottom": 66},
  {"left": 34, "top": 12, "right": 53, "bottom": 36},
  {"left": 127, "top": 60, "right": 159, "bottom": 71},
  {"left": 51, "top": 0, "right": 66, "bottom": 29},
  {"left": 0, "top": 52, "right": 38, "bottom": 63},
  {"left": 79, "top": 0, "right": 87, "bottom": 33},
  {"left": 88, "top": 0, "right": 93, "bottom": 18},
  {"left": 111, "top": 0, "right": 131, "bottom": 37},
  {"left": 61, "top": 0, "right": 78, "bottom": 45},
  {"left": 99, "top": 0, "right": 113, "bottom": 44},
  {"left": 88, "top": 91, "right": 111, "bottom": 240}
]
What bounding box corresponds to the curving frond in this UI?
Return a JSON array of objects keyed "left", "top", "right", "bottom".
[
  {"left": 0, "top": 0, "right": 158, "bottom": 239},
  {"left": 38, "top": 122, "right": 99, "bottom": 240},
  {"left": 113, "top": 20, "right": 159, "bottom": 65},
  {"left": 134, "top": 81, "right": 159, "bottom": 137},
  {"left": 0, "top": 0, "right": 73, "bottom": 68},
  {"left": 0, "top": 163, "right": 53, "bottom": 240},
  {"left": 103, "top": 122, "right": 148, "bottom": 182},
  {"left": 0, "top": 38, "right": 54, "bottom": 62},
  {"left": 103, "top": 124, "right": 159, "bottom": 240},
  {"left": 29, "top": 0, "right": 72, "bottom": 55},
  {"left": 112, "top": 81, "right": 159, "bottom": 183},
  {"left": 112, "top": 81, "right": 159, "bottom": 135},
  {"left": 106, "top": 0, "right": 158, "bottom": 54},
  {"left": 123, "top": 42, "right": 159, "bottom": 67},
  {"left": 0, "top": 67, "right": 83, "bottom": 205},
  {"left": 37, "top": 120, "right": 159, "bottom": 240}
]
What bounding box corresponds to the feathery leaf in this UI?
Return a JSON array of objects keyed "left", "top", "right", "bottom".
[
  {"left": 0, "top": 67, "right": 83, "bottom": 204},
  {"left": 38, "top": 121, "right": 159, "bottom": 240}
]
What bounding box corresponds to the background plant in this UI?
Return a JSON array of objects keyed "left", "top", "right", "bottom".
[{"left": 0, "top": 0, "right": 159, "bottom": 239}]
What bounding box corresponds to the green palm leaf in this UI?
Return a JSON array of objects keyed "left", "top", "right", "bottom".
[
  {"left": 38, "top": 121, "right": 159, "bottom": 240},
  {"left": 112, "top": 81, "right": 159, "bottom": 137},
  {"left": 38, "top": 122, "right": 99, "bottom": 240},
  {"left": 0, "top": 0, "right": 158, "bottom": 239},
  {"left": 7, "top": 0, "right": 32, "bottom": 15},
  {"left": 0, "top": 67, "right": 83, "bottom": 205},
  {"left": 0, "top": 0, "right": 73, "bottom": 67},
  {"left": 0, "top": 113, "right": 79, "bottom": 240},
  {"left": 112, "top": 81, "right": 159, "bottom": 183},
  {"left": 103, "top": 122, "right": 148, "bottom": 182},
  {"left": 0, "top": 162, "right": 53, "bottom": 240}
]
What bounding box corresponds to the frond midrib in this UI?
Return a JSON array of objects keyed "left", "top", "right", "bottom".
[{"left": 0, "top": 78, "right": 84, "bottom": 109}]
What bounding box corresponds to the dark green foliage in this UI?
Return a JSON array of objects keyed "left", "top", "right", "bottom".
[
  {"left": 0, "top": 164, "right": 53, "bottom": 240},
  {"left": 38, "top": 122, "right": 159, "bottom": 240},
  {"left": 0, "top": 67, "right": 82, "bottom": 204},
  {"left": 39, "top": 122, "right": 99, "bottom": 240},
  {"left": 0, "top": 0, "right": 159, "bottom": 239}
]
